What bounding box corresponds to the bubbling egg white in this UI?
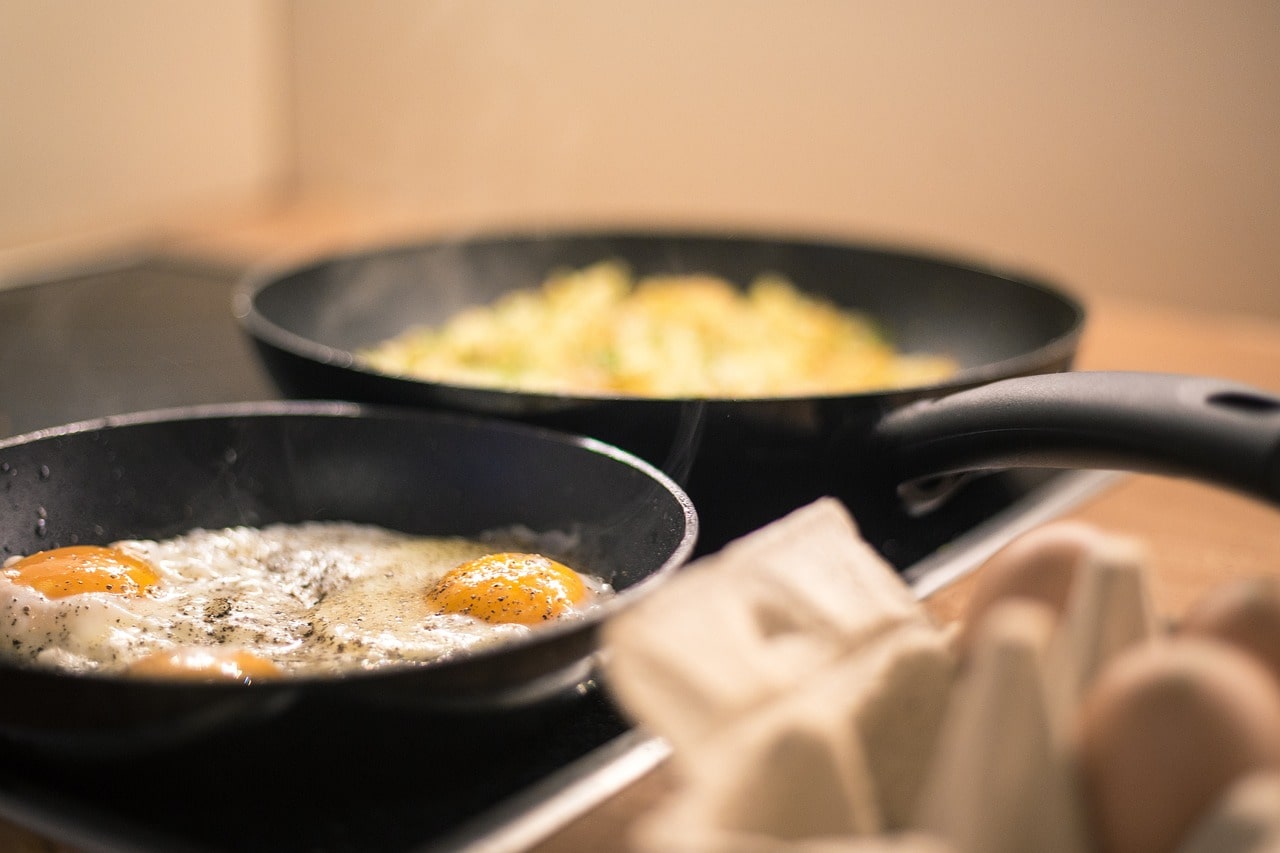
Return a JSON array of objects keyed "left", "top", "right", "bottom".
[{"left": 0, "top": 521, "right": 612, "bottom": 678}]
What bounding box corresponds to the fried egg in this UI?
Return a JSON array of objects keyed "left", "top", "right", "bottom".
[{"left": 0, "top": 522, "right": 611, "bottom": 680}]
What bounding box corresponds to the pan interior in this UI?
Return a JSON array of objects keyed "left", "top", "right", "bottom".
[
  {"left": 0, "top": 406, "right": 693, "bottom": 589},
  {"left": 246, "top": 230, "right": 1084, "bottom": 391}
]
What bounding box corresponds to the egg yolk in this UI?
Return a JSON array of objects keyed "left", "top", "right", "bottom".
[
  {"left": 3, "top": 545, "right": 159, "bottom": 599},
  {"left": 127, "top": 647, "right": 281, "bottom": 684},
  {"left": 427, "top": 552, "right": 587, "bottom": 625}
]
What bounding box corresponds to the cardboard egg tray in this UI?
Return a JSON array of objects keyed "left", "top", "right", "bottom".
[{"left": 602, "top": 499, "right": 1280, "bottom": 853}]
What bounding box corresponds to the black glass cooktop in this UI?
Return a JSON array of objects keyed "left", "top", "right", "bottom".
[{"left": 0, "top": 258, "right": 1107, "bottom": 852}]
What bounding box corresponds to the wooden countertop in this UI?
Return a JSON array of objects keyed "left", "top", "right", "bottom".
[{"left": 3, "top": 223, "right": 1280, "bottom": 852}]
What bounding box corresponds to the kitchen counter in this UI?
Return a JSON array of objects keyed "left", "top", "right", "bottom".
[{"left": 2, "top": 223, "right": 1279, "bottom": 852}]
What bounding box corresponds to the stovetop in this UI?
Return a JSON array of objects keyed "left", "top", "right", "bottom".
[{"left": 0, "top": 259, "right": 1115, "bottom": 852}]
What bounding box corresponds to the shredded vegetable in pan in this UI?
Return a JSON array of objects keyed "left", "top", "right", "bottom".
[{"left": 359, "top": 260, "right": 957, "bottom": 397}]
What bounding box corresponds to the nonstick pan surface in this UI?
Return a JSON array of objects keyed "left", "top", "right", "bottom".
[
  {"left": 0, "top": 401, "right": 697, "bottom": 748},
  {"left": 236, "top": 230, "right": 1086, "bottom": 554}
]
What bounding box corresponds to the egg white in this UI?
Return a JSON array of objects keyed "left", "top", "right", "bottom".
[{"left": 0, "top": 522, "right": 611, "bottom": 677}]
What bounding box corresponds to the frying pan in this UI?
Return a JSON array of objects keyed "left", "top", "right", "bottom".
[
  {"left": 236, "top": 229, "right": 1280, "bottom": 558},
  {"left": 0, "top": 401, "right": 697, "bottom": 747}
]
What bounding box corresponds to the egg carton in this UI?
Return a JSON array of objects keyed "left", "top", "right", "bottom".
[{"left": 602, "top": 498, "right": 1280, "bottom": 853}]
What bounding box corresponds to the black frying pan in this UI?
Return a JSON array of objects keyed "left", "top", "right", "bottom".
[
  {"left": 0, "top": 401, "right": 696, "bottom": 747},
  {"left": 237, "top": 230, "right": 1280, "bottom": 556}
]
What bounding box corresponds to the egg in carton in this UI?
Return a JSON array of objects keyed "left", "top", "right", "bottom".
[
  {"left": 603, "top": 500, "right": 1280, "bottom": 853},
  {"left": 952, "top": 523, "right": 1280, "bottom": 853}
]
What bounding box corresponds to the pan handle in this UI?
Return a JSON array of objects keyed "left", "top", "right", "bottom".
[{"left": 872, "top": 371, "right": 1280, "bottom": 506}]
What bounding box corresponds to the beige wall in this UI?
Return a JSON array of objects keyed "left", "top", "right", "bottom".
[
  {"left": 291, "top": 0, "right": 1280, "bottom": 315},
  {"left": 2, "top": 1, "right": 1277, "bottom": 316},
  {"left": 0, "top": 0, "right": 288, "bottom": 265}
]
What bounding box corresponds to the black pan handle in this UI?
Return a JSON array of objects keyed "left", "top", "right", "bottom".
[{"left": 872, "top": 371, "right": 1280, "bottom": 506}]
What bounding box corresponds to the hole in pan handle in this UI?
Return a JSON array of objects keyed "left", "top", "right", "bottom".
[{"left": 871, "top": 371, "right": 1280, "bottom": 507}]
